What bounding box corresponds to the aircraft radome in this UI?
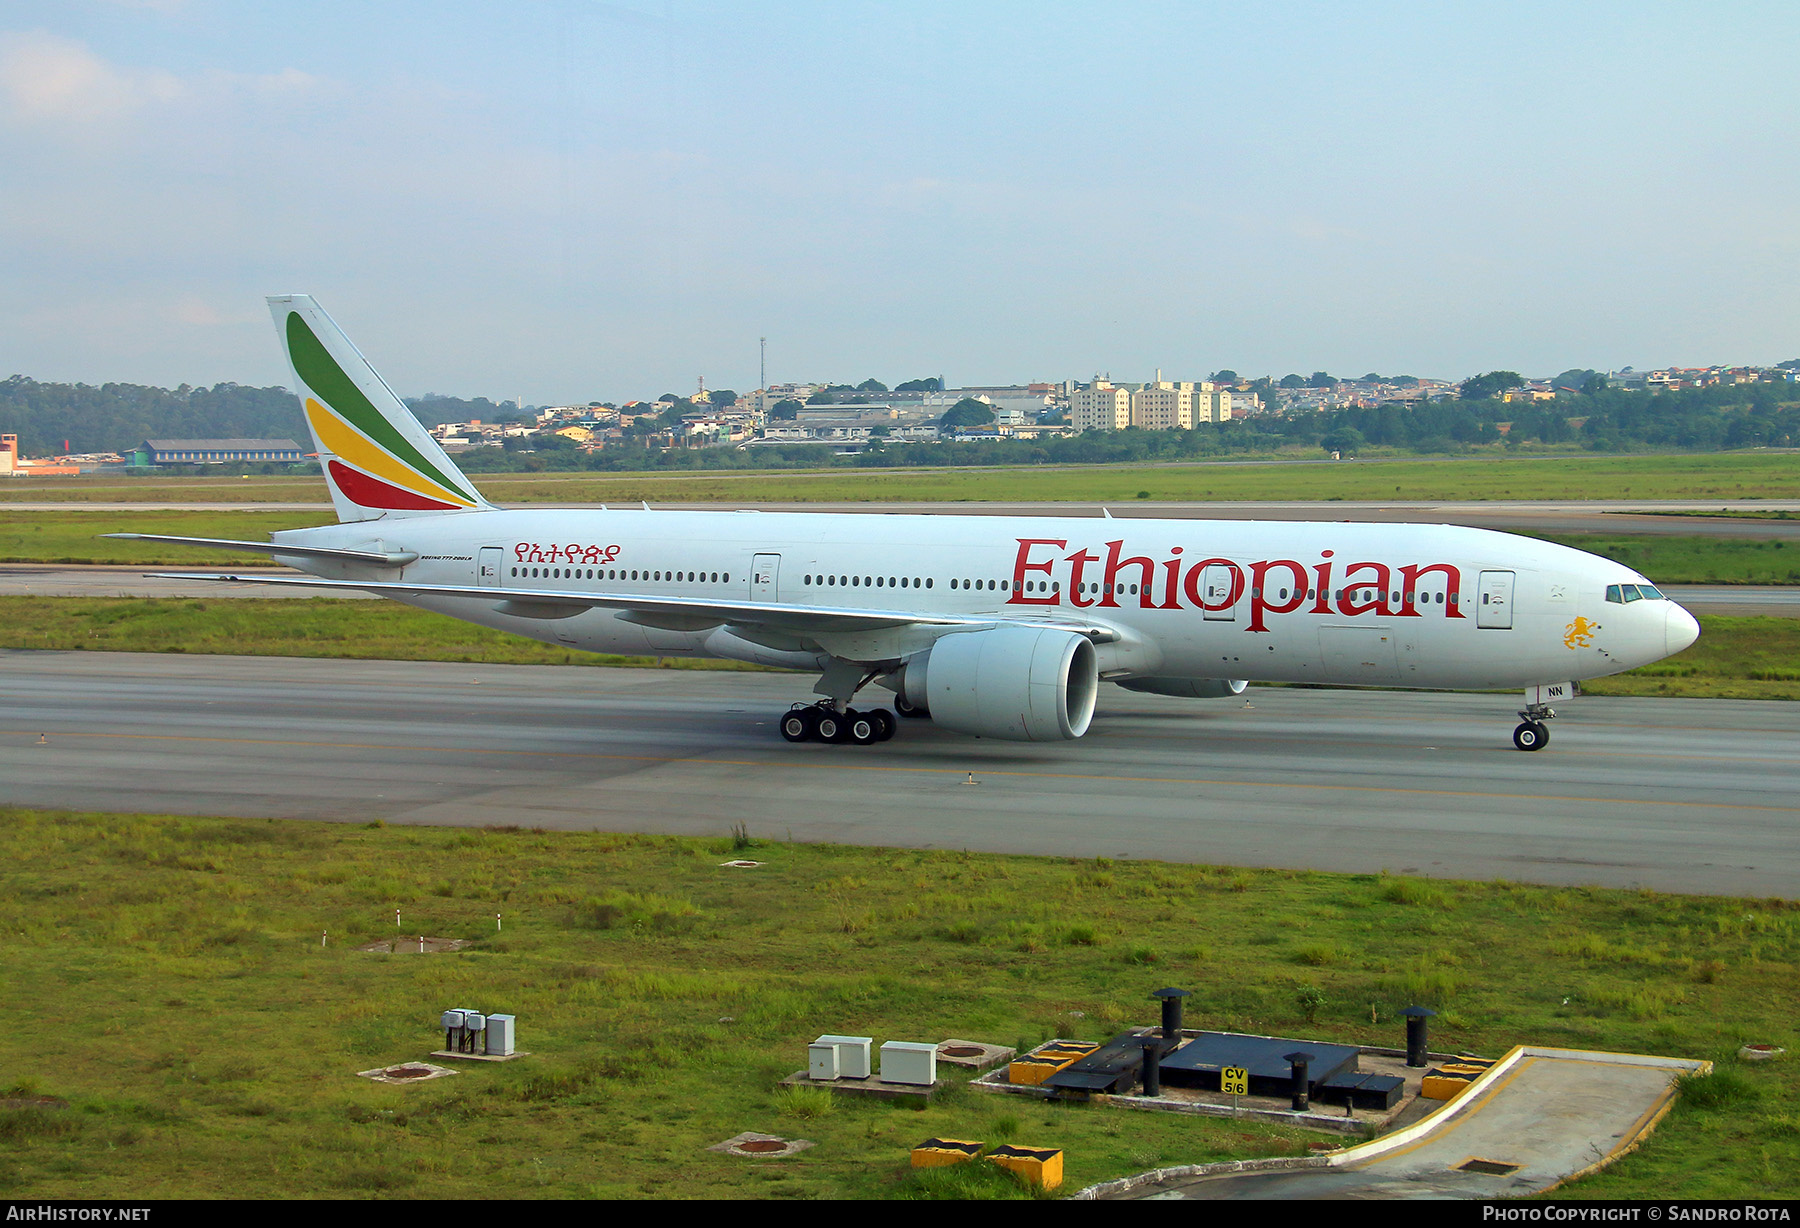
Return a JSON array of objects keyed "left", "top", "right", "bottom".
[{"left": 112, "top": 296, "right": 1700, "bottom": 752}]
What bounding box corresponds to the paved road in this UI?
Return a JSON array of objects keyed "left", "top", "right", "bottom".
[
  {"left": 1111, "top": 1048, "right": 1699, "bottom": 1200},
  {"left": 5, "top": 652, "right": 1796, "bottom": 897}
]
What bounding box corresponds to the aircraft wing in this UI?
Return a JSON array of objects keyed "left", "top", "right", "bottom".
[{"left": 150, "top": 571, "right": 1123, "bottom": 644}]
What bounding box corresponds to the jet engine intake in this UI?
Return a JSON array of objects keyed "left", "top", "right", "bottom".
[
  {"left": 1113, "top": 677, "right": 1248, "bottom": 699},
  {"left": 904, "top": 625, "right": 1098, "bottom": 741}
]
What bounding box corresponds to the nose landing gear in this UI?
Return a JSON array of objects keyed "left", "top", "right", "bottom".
[
  {"left": 1512, "top": 720, "right": 1549, "bottom": 752},
  {"left": 1512, "top": 699, "right": 1556, "bottom": 752}
]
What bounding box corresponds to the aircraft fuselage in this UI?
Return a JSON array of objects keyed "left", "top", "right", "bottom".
[{"left": 271, "top": 507, "right": 1694, "bottom": 692}]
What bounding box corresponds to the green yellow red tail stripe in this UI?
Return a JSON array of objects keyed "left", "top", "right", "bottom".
[{"left": 270, "top": 298, "right": 490, "bottom": 519}]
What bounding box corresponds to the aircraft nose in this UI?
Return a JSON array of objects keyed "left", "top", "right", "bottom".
[{"left": 1666, "top": 603, "right": 1700, "bottom": 656}]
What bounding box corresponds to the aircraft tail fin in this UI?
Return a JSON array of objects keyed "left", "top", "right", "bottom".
[{"left": 268, "top": 295, "right": 494, "bottom": 522}]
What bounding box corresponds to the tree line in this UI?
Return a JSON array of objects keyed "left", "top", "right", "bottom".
[{"left": 1, "top": 371, "right": 1794, "bottom": 471}]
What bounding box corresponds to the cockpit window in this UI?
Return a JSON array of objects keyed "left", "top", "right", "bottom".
[
  {"left": 1621, "top": 585, "right": 1643, "bottom": 602},
  {"left": 1606, "top": 584, "right": 1622, "bottom": 603},
  {"left": 1638, "top": 584, "right": 1664, "bottom": 600}
]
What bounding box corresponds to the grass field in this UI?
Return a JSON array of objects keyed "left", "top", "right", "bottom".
[
  {"left": 0, "top": 510, "right": 329, "bottom": 565},
  {"left": 1528, "top": 534, "right": 1800, "bottom": 586},
  {"left": 0, "top": 597, "right": 758, "bottom": 671},
  {"left": 0, "top": 810, "right": 1793, "bottom": 1199},
  {"left": 0, "top": 599, "right": 1789, "bottom": 700},
  {"left": 4, "top": 451, "right": 1800, "bottom": 506}
]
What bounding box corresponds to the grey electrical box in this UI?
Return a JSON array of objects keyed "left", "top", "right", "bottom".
[
  {"left": 441, "top": 1009, "right": 465, "bottom": 1030},
  {"left": 813, "top": 1034, "right": 873, "bottom": 1079},
  {"left": 881, "top": 1041, "right": 937, "bottom": 1086},
  {"left": 485, "top": 1014, "right": 516, "bottom": 1056},
  {"left": 808, "top": 1042, "right": 840, "bottom": 1081}
]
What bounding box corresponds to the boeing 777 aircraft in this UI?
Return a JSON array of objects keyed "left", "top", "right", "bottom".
[{"left": 115, "top": 296, "right": 1700, "bottom": 751}]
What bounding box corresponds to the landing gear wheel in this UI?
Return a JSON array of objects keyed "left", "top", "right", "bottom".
[
  {"left": 847, "top": 711, "right": 879, "bottom": 746},
  {"left": 815, "top": 711, "right": 846, "bottom": 743},
  {"left": 1512, "top": 721, "right": 1549, "bottom": 752},
  {"left": 869, "top": 709, "right": 896, "bottom": 742},
  {"left": 894, "top": 694, "right": 929, "bottom": 719},
  {"left": 780, "top": 707, "right": 816, "bottom": 743}
]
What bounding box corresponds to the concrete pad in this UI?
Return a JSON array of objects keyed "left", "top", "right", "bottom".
[{"left": 1084, "top": 1046, "right": 1708, "bottom": 1199}]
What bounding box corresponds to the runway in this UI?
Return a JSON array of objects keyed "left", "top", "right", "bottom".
[{"left": 5, "top": 651, "right": 1796, "bottom": 898}]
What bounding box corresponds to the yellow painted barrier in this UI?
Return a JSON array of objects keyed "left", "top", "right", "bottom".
[
  {"left": 911, "top": 1137, "right": 984, "bottom": 1168},
  {"left": 1007, "top": 1041, "right": 1097, "bottom": 1085},
  {"left": 989, "top": 1144, "right": 1064, "bottom": 1190}
]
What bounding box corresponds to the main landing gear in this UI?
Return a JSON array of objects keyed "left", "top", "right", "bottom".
[
  {"left": 1512, "top": 700, "right": 1556, "bottom": 752},
  {"left": 779, "top": 702, "right": 896, "bottom": 746}
]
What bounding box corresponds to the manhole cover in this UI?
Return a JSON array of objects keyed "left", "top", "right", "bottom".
[
  {"left": 941, "top": 1046, "right": 985, "bottom": 1058},
  {"left": 1456, "top": 1158, "right": 1521, "bottom": 1176},
  {"left": 357, "top": 1061, "right": 458, "bottom": 1084},
  {"left": 707, "top": 1132, "right": 816, "bottom": 1158}
]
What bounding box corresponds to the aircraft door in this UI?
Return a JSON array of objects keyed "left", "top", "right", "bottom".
[
  {"left": 1200, "top": 563, "right": 1239, "bottom": 622},
  {"left": 1477, "top": 570, "right": 1515, "bottom": 629},
  {"left": 477, "top": 546, "right": 503, "bottom": 588},
  {"left": 752, "top": 553, "right": 780, "bottom": 602}
]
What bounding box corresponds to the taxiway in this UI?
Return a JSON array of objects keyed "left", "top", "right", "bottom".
[{"left": 4, "top": 652, "right": 1795, "bottom": 898}]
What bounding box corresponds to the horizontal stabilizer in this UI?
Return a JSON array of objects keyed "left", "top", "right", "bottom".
[{"left": 105, "top": 534, "right": 418, "bottom": 566}]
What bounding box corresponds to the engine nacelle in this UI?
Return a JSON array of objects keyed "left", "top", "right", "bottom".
[
  {"left": 1114, "top": 677, "right": 1248, "bottom": 699},
  {"left": 903, "top": 626, "right": 1098, "bottom": 741}
]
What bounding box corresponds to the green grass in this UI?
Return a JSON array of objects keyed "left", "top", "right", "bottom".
[
  {"left": 0, "top": 599, "right": 1789, "bottom": 699},
  {"left": 6, "top": 452, "right": 1800, "bottom": 507},
  {"left": 0, "top": 597, "right": 766, "bottom": 670},
  {"left": 1580, "top": 616, "right": 1800, "bottom": 700},
  {"left": 0, "top": 510, "right": 330, "bottom": 565},
  {"left": 0, "top": 811, "right": 1795, "bottom": 1199},
  {"left": 1532, "top": 533, "right": 1800, "bottom": 586}
]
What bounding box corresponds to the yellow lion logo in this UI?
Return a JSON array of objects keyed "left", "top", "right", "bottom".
[{"left": 1564, "top": 616, "right": 1599, "bottom": 650}]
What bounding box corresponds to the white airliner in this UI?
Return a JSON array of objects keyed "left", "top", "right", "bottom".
[{"left": 115, "top": 296, "right": 1700, "bottom": 752}]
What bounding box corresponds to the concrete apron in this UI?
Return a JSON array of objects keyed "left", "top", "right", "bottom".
[{"left": 1080, "top": 1046, "right": 1709, "bottom": 1200}]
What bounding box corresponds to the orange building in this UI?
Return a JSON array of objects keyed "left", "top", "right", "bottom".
[{"left": 0, "top": 435, "right": 82, "bottom": 477}]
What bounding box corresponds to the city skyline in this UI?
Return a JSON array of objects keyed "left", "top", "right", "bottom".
[{"left": 3, "top": 2, "right": 1797, "bottom": 403}]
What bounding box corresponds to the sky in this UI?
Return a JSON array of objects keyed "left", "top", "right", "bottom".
[{"left": 1, "top": 1, "right": 1796, "bottom": 404}]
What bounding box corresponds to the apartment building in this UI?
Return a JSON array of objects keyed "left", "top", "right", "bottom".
[
  {"left": 1070, "top": 379, "right": 1131, "bottom": 431},
  {"left": 1130, "top": 378, "right": 1194, "bottom": 430}
]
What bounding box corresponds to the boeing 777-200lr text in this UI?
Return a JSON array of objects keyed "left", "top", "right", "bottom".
[{"left": 114, "top": 295, "right": 1700, "bottom": 752}]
